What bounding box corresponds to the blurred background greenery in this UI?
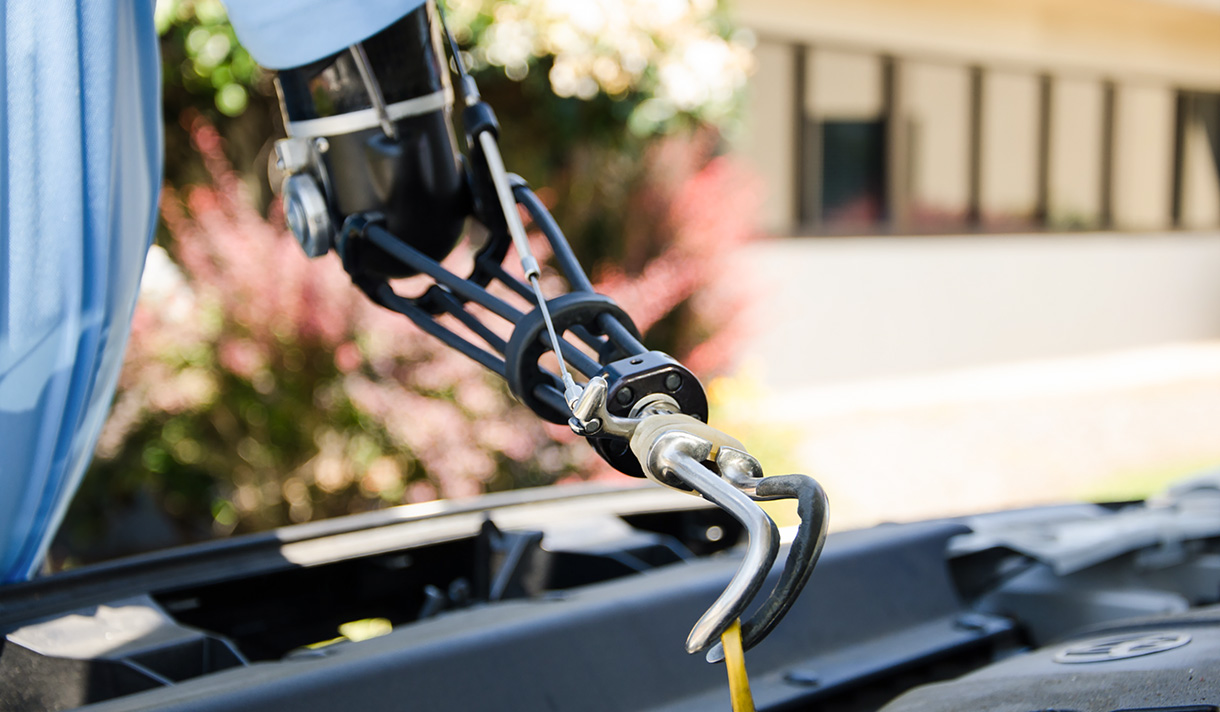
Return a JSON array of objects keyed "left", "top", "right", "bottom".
[{"left": 50, "top": 0, "right": 764, "bottom": 567}]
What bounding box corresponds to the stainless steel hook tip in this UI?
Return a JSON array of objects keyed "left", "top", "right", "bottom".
[{"left": 637, "top": 423, "right": 829, "bottom": 658}]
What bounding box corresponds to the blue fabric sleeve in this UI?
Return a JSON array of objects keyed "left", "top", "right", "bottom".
[
  {"left": 224, "top": 0, "right": 425, "bottom": 69},
  {"left": 0, "top": 0, "right": 419, "bottom": 584},
  {"left": 0, "top": 0, "right": 162, "bottom": 582}
]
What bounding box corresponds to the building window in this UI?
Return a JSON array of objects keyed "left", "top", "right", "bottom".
[
  {"left": 799, "top": 49, "right": 888, "bottom": 232},
  {"left": 1177, "top": 91, "right": 1220, "bottom": 228},
  {"left": 739, "top": 35, "right": 1211, "bottom": 236},
  {"left": 818, "top": 120, "right": 887, "bottom": 226}
]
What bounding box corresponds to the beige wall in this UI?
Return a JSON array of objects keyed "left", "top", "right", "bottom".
[
  {"left": 980, "top": 72, "right": 1039, "bottom": 223},
  {"left": 1049, "top": 79, "right": 1105, "bottom": 227},
  {"left": 903, "top": 62, "right": 970, "bottom": 220},
  {"left": 735, "top": 0, "right": 1220, "bottom": 91},
  {"left": 808, "top": 49, "right": 883, "bottom": 119},
  {"left": 741, "top": 233, "right": 1220, "bottom": 388},
  {"left": 1113, "top": 85, "right": 1176, "bottom": 230},
  {"left": 736, "top": 41, "right": 796, "bottom": 234}
]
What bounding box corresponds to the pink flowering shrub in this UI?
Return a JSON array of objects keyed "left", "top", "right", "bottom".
[{"left": 57, "top": 111, "right": 759, "bottom": 563}]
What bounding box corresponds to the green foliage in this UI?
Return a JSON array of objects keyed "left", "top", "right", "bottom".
[
  {"left": 444, "top": 0, "right": 754, "bottom": 138},
  {"left": 156, "top": 0, "right": 258, "bottom": 117},
  {"left": 447, "top": 0, "right": 755, "bottom": 268}
]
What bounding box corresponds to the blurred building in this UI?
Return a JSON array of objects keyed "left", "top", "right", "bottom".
[
  {"left": 723, "top": 0, "right": 1220, "bottom": 525},
  {"left": 730, "top": 0, "right": 1220, "bottom": 387}
]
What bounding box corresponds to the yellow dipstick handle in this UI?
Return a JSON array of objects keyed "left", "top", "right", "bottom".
[{"left": 722, "top": 618, "right": 756, "bottom": 712}]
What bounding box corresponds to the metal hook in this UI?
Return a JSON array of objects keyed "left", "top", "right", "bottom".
[
  {"left": 645, "top": 430, "right": 780, "bottom": 654},
  {"left": 705, "top": 472, "right": 829, "bottom": 663},
  {"left": 632, "top": 415, "right": 830, "bottom": 660}
]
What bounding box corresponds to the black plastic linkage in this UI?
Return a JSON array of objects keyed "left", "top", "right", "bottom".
[
  {"left": 475, "top": 260, "right": 606, "bottom": 354},
  {"left": 530, "top": 382, "right": 570, "bottom": 419},
  {"left": 512, "top": 181, "right": 594, "bottom": 293},
  {"left": 427, "top": 287, "right": 508, "bottom": 353},
  {"left": 504, "top": 292, "right": 643, "bottom": 424},
  {"left": 364, "top": 282, "right": 507, "bottom": 377},
  {"left": 598, "top": 313, "right": 647, "bottom": 357},
  {"left": 341, "top": 173, "right": 663, "bottom": 443},
  {"left": 481, "top": 262, "right": 535, "bottom": 302},
  {"left": 365, "top": 223, "right": 606, "bottom": 382},
  {"left": 509, "top": 184, "right": 646, "bottom": 358},
  {"left": 363, "top": 223, "right": 524, "bottom": 323}
]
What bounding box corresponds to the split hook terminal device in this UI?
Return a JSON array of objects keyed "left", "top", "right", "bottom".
[{"left": 269, "top": 0, "right": 829, "bottom": 669}]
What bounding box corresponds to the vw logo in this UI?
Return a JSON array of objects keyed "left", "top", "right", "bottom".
[{"left": 1053, "top": 632, "right": 1192, "bottom": 664}]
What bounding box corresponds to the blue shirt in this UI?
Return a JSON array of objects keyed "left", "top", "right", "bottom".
[{"left": 0, "top": 0, "right": 420, "bottom": 583}]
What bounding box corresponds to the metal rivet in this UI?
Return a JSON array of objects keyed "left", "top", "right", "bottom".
[
  {"left": 313, "top": 136, "right": 330, "bottom": 153},
  {"left": 664, "top": 373, "right": 682, "bottom": 391},
  {"left": 615, "top": 387, "right": 634, "bottom": 405}
]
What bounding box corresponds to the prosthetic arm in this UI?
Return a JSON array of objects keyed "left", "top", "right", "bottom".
[{"left": 265, "top": 0, "right": 827, "bottom": 662}]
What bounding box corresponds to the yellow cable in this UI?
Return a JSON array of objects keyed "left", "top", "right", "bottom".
[{"left": 721, "top": 619, "right": 756, "bottom": 712}]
